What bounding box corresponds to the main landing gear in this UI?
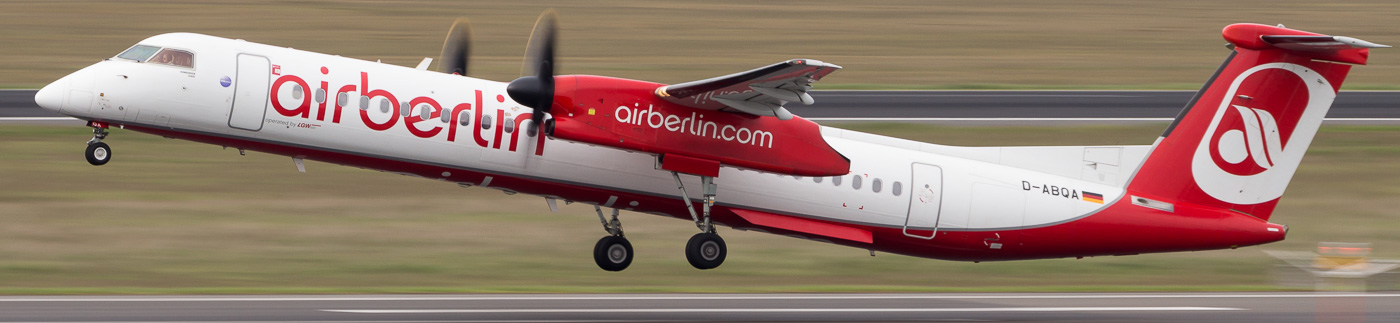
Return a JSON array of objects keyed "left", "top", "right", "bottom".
[
  {"left": 593, "top": 206, "right": 633, "bottom": 271},
  {"left": 672, "top": 173, "right": 727, "bottom": 270},
  {"left": 589, "top": 172, "right": 727, "bottom": 271},
  {"left": 84, "top": 123, "right": 111, "bottom": 166}
]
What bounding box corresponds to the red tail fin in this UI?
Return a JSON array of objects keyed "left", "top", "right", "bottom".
[{"left": 1126, "top": 24, "right": 1385, "bottom": 221}]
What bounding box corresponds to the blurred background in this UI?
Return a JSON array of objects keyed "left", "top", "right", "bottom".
[
  {"left": 1, "top": 0, "right": 1398, "bottom": 294},
  {"left": 4, "top": 0, "right": 1399, "bottom": 89}
]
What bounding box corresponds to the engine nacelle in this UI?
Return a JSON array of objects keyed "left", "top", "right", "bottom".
[{"left": 547, "top": 75, "right": 849, "bottom": 177}]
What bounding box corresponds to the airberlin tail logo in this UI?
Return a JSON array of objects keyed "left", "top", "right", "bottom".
[
  {"left": 1208, "top": 105, "right": 1283, "bottom": 176},
  {"left": 1190, "top": 62, "right": 1336, "bottom": 205}
]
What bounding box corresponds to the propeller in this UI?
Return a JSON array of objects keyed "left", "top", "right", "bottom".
[
  {"left": 439, "top": 18, "right": 472, "bottom": 75},
  {"left": 506, "top": 10, "right": 559, "bottom": 134}
]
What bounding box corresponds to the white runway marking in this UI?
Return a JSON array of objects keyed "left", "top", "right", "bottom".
[
  {"left": 323, "top": 307, "right": 1243, "bottom": 314},
  {"left": 0, "top": 321, "right": 652, "bottom": 323},
  {"left": 0, "top": 293, "right": 1395, "bottom": 302},
  {"left": 0, "top": 117, "right": 78, "bottom": 121}
]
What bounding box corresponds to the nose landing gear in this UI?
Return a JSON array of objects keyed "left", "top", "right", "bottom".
[{"left": 84, "top": 122, "right": 111, "bottom": 166}]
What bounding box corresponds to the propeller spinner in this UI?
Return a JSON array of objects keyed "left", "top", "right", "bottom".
[{"left": 506, "top": 10, "right": 559, "bottom": 134}]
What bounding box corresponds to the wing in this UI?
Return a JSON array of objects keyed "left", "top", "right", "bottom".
[{"left": 653, "top": 59, "right": 840, "bottom": 120}]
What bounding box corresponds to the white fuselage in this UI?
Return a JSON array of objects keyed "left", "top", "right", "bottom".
[{"left": 39, "top": 33, "right": 1141, "bottom": 259}]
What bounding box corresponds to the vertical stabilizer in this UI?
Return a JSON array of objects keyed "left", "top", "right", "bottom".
[{"left": 1127, "top": 23, "right": 1384, "bottom": 220}]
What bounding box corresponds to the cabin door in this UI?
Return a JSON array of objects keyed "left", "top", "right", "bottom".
[{"left": 228, "top": 54, "right": 270, "bottom": 131}]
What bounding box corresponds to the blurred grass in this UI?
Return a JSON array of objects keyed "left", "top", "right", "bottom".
[
  {"left": 2, "top": 1, "right": 1398, "bottom": 89},
  {"left": 2, "top": 123, "right": 1398, "bottom": 294}
]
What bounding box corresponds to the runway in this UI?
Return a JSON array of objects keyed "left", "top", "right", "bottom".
[
  {"left": 3, "top": 89, "right": 1398, "bottom": 123},
  {"left": 6, "top": 88, "right": 1398, "bottom": 322},
  {"left": 0, "top": 292, "right": 1395, "bottom": 322}
]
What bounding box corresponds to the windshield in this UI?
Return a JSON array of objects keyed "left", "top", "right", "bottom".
[
  {"left": 117, "top": 45, "right": 160, "bottom": 62},
  {"left": 149, "top": 48, "right": 194, "bottom": 68},
  {"left": 115, "top": 45, "right": 195, "bottom": 69}
]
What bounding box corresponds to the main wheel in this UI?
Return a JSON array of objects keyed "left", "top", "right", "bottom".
[
  {"left": 593, "top": 236, "right": 633, "bottom": 271},
  {"left": 85, "top": 142, "right": 111, "bottom": 166},
  {"left": 685, "top": 232, "right": 726, "bottom": 270}
]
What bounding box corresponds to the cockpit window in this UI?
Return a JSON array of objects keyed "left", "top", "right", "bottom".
[
  {"left": 148, "top": 49, "right": 194, "bottom": 68},
  {"left": 115, "top": 45, "right": 195, "bottom": 69},
  {"left": 117, "top": 45, "right": 160, "bottom": 62}
]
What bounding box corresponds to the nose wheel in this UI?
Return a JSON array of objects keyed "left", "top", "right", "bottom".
[
  {"left": 84, "top": 122, "right": 111, "bottom": 166},
  {"left": 85, "top": 142, "right": 111, "bottom": 166}
]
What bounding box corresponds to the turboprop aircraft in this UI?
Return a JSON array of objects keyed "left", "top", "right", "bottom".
[{"left": 33, "top": 13, "right": 1388, "bottom": 271}]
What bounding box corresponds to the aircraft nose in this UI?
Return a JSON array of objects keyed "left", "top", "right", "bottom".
[{"left": 34, "top": 77, "right": 68, "bottom": 112}]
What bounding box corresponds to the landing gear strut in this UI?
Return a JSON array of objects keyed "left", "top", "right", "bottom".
[
  {"left": 85, "top": 124, "right": 111, "bottom": 166},
  {"left": 592, "top": 206, "right": 633, "bottom": 271},
  {"left": 672, "top": 172, "right": 727, "bottom": 270}
]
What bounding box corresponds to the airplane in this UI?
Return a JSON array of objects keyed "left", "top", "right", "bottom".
[{"left": 32, "top": 13, "right": 1388, "bottom": 271}]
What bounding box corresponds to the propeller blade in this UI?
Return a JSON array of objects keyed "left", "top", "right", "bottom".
[
  {"left": 438, "top": 18, "right": 472, "bottom": 75},
  {"left": 520, "top": 10, "right": 558, "bottom": 78},
  {"left": 507, "top": 10, "right": 559, "bottom": 134}
]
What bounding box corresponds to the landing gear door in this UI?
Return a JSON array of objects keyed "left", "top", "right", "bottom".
[
  {"left": 904, "top": 163, "right": 943, "bottom": 239},
  {"left": 228, "top": 54, "right": 270, "bottom": 131}
]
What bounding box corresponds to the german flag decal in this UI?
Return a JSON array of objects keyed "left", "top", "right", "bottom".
[{"left": 1082, "top": 191, "right": 1104, "bottom": 204}]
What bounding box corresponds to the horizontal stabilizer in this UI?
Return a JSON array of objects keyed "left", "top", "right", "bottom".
[
  {"left": 1223, "top": 23, "right": 1387, "bottom": 65},
  {"left": 1262, "top": 35, "right": 1391, "bottom": 51}
]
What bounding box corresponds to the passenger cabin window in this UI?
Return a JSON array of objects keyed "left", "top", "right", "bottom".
[
  {"left": 117, "top": 45, "right": 160, "bottom": 62},
  {"left": 148, "top": 49, "right": 195, "bottom": 68}
]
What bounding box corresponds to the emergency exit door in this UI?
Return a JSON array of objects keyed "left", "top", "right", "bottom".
[{"left": 904, "top": 163, "right": 944, "bottom": 239}]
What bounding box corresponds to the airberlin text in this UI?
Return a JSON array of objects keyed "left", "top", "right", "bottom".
[
  {"left": 614, "top": 104, "right": 775, "bottom": 148},
  {"left": 267, "top": 67, "right": 543, "bottom": 155},
  {"left": 1022, "top": 181, "right": 1080, "bottom": 199}
]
